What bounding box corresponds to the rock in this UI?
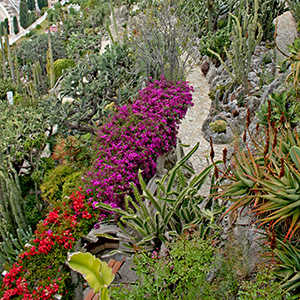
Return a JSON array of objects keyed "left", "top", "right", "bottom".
[
  {"left": 201, "top": 60, "right": 210, "bottom": 76},
  {"left": 206, "top": 64, "right": 217, "bottom": 84},
  {"left": 273, "top": 11, "right": 298, "bottom": 64}
]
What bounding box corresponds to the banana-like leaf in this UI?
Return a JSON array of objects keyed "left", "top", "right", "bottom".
[{"left": 67, "top": 252, "right": 114, "bottom": 295}]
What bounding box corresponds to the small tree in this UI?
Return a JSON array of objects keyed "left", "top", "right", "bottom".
[
  {"left": 27, "top": 0, "right": 35, "bottom": 11},
  {"left": 3, "top": 18, "right": 9, "bottom": 34},
  {"left": 19, "top": 0, "right": 29, "bottom": 28},
  {"left": 13, "top": 16, "right": 19, "bottom": 34},
  {"left": 130, "top": 0, "right": 198, "bottom": 81}
]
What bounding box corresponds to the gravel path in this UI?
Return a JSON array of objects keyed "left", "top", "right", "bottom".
[{"left": 178, "top": 65, "right": 226, "bottom": 194}]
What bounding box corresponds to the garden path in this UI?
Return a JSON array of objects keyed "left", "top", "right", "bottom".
[{"left": 178, "top": 65, "right": 226, "bottom": 195}]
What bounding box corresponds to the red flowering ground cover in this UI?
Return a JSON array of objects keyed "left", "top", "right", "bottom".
[{"left": 0, "top": 77, "right": 193, "bottom": 299}]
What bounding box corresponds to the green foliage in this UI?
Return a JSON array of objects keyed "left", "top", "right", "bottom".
[
  {"left": 0, "top": 78, "right": 16, "bottom": 101},
  {"left": 256, "top": 91, "right": 300, "bottom": 127},
  {"left": 199, "top": 27, "right": 230, "bottom": 59},
  {"left": 27, "top": 0, "right": 35, "bottom": 11},
  {"left": 13, "top": 16, "right": 19, "bottom": 35},
  {"left": 209, "top": 120, "right": 227, "bottom": 133},
  {"left": 40, "top": 164, "right": 81, "bottom": 204},
  {"left": 14, "top": 34, "right": 67, "bottom": 76},
  {"left": 110, "top": 232, "right": 218, "bottom": 300},
  {"left": 130, "top": 0, "right": 198, "bottom": 81},
  {"left": 19, "top": 0, "right": 30, "bottom": 28},
  {"left": 0, "top": 227, "right": 33, "bottom": 264},
  {"left": 285, "top": 38, "right": 300, "bottom": 92},
  {"left": 209, "top": 0, "right": 262, "bottom": 94},
  {"left": 37, "top": 0, "right": 47, "bottom": 10},
  {"left": 286, "top": 0, "right": 300, "bottom": 22},
  {"left": 274, "top": 238, "right": 300, "bottom": 296},
  {"left": 65, "top": 32, "right": 102, "bottom": 59},
  {"left": 45, "top": 44, "right": 141, "bottom": 133},
  {"left": 0, "top": 163, "right": 28, "bottom": 244},
  {"left": 68, "top": 252, "right": 114, "bottom": 298},
  {"left": 97, "top": 143, "right": 223, "bottom": 251},
  {"left": 238, "top": 264, "right": 292, "bottom": 299}
]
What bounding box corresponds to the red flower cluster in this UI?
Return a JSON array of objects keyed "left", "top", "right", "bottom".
[{"left": 1, "top": 189, "right": 94, "bottom": 299}]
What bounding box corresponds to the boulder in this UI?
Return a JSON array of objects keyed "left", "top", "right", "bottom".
[{"left": 273, "top": 11, "right": 298, "bottom": 64}]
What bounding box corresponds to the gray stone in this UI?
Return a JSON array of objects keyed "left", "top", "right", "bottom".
[
  {"left": 206, "top": 64, "right": 217, "bottom": 83},
  {"left": 273, "top": 11, "right": 298, "bottom": 64}
]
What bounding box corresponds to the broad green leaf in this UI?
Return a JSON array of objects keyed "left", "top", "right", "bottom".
[{"left": 67, "top": 252, "right": 114, "bottom": 293}]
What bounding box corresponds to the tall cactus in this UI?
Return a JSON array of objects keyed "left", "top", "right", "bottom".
[
  {"left": 4, "top": 33, "right": 16, "bottom": 84},
  {"left": 32, "top": 61, "right": 42, "bottom": 96},
  {"left": 46, "top": 34, "right": 55, "bottom": 88},
  {"left": 0, "top": 227, "right": 33, "bottom": 264},
  {"left": 208, "top": 0, "right": 262, "bottom": 95},
  {"left": 0, "top": 36, "right": 8, "bottom": 79},
  {"left": 0, "top": 164, "right": 28, "bottom": 234}
]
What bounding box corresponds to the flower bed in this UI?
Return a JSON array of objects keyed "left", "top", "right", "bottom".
[{"left": 0, "top": 77, "right": 193, "bottom": 299}]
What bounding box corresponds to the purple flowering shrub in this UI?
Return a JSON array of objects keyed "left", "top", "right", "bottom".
[{"left": 85, "top": 77, "right": 193, "bottom": 220}]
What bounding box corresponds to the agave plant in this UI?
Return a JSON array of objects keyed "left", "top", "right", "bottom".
[{"left": 96, "top": 143, "right": 223, "bottom": 251}]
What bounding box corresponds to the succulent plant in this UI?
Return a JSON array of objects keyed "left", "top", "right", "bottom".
[{"left": 209, "top": 120, "right": 227, "bottom": 133}]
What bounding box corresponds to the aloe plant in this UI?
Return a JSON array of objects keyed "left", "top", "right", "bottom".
[
  {"left": 219, "top": 123, "right": 300, "bottom": 240},
  {"left": 68, "top": 252, "right": 114, "bottom": 300},
  {"left": 97, "top": 143, "right": 223, "bottom": 251},
  {"left": 274, "top": 238, "right": 300, "bottom": 296}
]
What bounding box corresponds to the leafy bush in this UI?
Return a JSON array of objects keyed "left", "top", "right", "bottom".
[
  {"left": 40, "top": 164, "right": 81, "bottom": 203},
  {"left": 51, "top": 134, "right": 92, "bottom": 169},
  {"left": 46, "top": 44, "right": 142, "bottom": 133},
  {"left": 110, "top": 232, "right": 219, "bottom": 300},
  {"left": 199, "top": 28, "right": 230, "bottom": 60}
]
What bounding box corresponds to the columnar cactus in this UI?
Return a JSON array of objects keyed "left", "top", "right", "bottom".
[{"left": 209, "top": 0, "right": 262, "bottom": 94}]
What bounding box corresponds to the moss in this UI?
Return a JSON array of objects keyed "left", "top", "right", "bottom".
[{"left": 209, "top": 120, "right": 227, "bottom": 133}]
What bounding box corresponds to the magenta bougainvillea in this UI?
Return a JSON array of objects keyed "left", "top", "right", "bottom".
[
  {"left": 0, "top": 77, "right": 193, "bottom": 299},
  {"left": 85, "top": 77, "right": 193, "bottom": 224}
]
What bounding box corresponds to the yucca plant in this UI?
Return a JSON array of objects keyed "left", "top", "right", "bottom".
[{"left": 96, "top": 143, "right": 223, "bottom": 251}]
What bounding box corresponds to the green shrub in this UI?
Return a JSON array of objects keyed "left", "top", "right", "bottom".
[
  {"left": 286, "top": 0, "right": 300, "bottom": 22},
  {"left": 40, "top": 164, "right": 82, "bottom": 204},
  {"left": 0, "top": 78, "right": 16, "bottom": 101},
  {"left": 199, "top": 28, "right": 230, "bottom": 60},
  {"left": 110, "top": 232, "right": 219, "bottom": 300},
  {"left": 53, "top": 58, "right": 75, "bottom": 81}
]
